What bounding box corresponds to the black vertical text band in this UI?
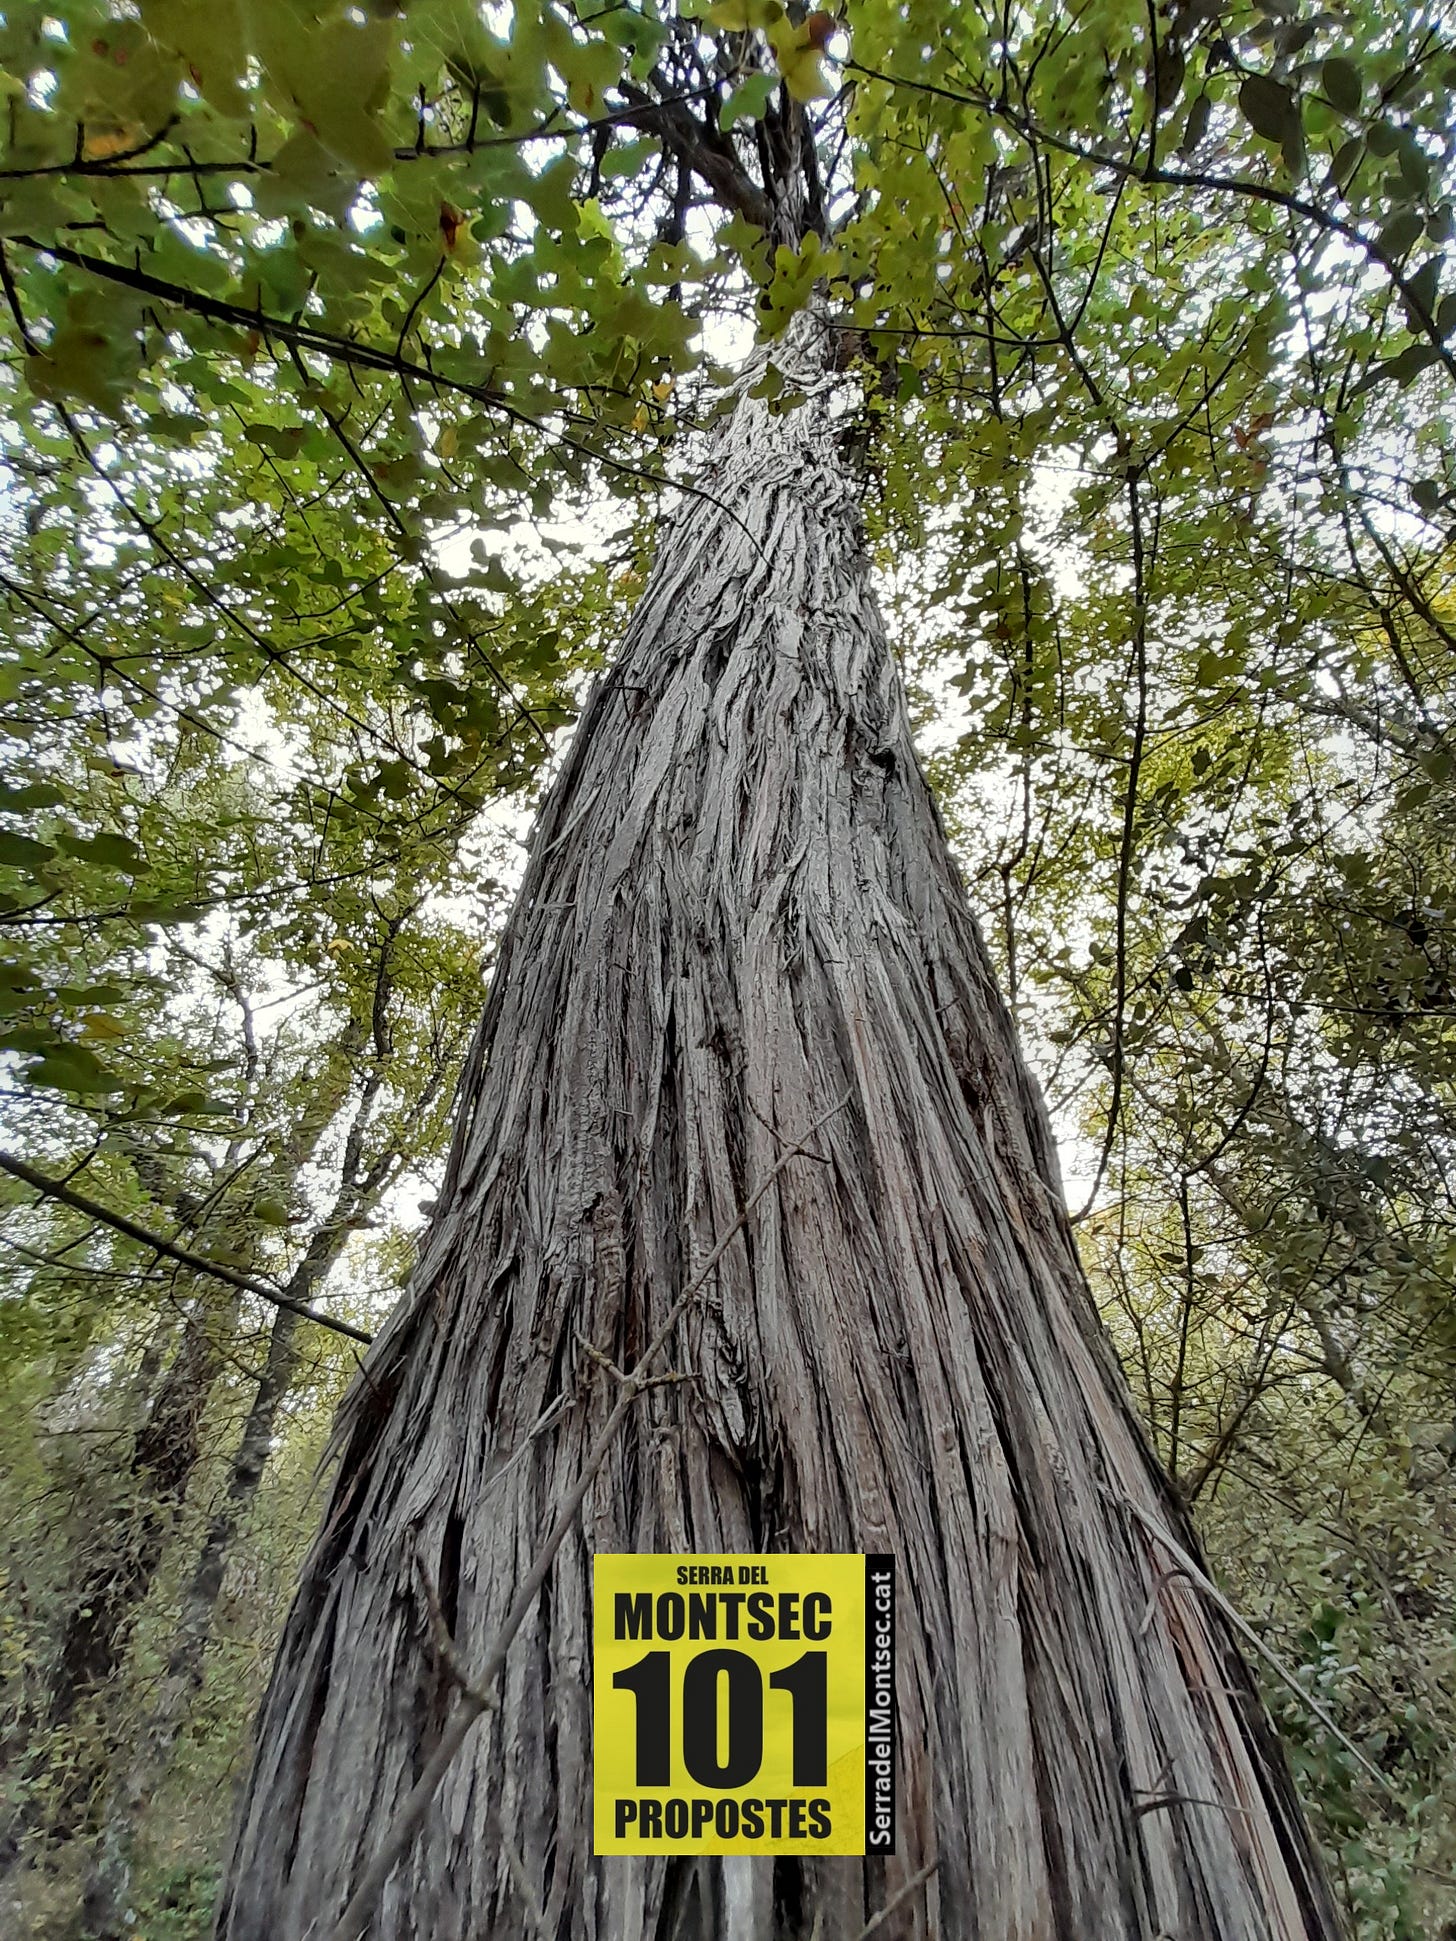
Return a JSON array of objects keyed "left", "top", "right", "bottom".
[{"left": 864, "top": 1553, "right": 896, "bottom": 1854}]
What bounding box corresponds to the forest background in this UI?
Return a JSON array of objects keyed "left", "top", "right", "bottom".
[{"left": 0, "top": 0, "right": 1453, "bottom": 1935}]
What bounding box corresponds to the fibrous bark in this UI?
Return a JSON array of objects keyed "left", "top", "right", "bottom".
[{"left": 217, "top": 318, "right": 1339, "bottom": 1941}]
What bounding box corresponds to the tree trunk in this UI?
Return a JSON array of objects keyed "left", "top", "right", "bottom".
[
  {"left": 80, "top": 1305, "right": 301, "bottom": 1938},
  {"left": 216, "top": 320, "right": 1340, "bottom": 1941},
  {"left": 54, "top": 1289, "right": 237, "bottom": 1746},
  {"left": 0, "top": 1284, "right": 239, "bottom": 1870}
]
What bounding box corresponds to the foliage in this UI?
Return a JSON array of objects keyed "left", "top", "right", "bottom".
[{"left": 1, "top": 0, "right": 1455, "bottom": 1934}]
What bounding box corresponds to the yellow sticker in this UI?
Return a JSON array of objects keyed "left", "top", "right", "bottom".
[{"left": 593, "top": 1553, "right": 896, "bottom": 1856}]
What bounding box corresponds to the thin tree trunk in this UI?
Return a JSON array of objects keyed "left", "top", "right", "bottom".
[
  {"left": 0, "top": 1282, "right": 240, "bottom": 1872},
  {"left": 80, "top": 1305, "right": 301, "bottom": 1937},
  {"left": 54, "top": 1290, "right": 237, "bottom": 1745},
  {"left": 85, "top": 915, "right": 427, "bottom": 1936},
  {"left": 216, "top": 321, "right": 1339, "bottom": 1941}
]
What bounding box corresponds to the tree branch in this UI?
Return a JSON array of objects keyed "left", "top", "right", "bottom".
[
  {"left": 0, "top": 90, "right": 719, "bottom": 183},
  {"left": 853, "top": 1860, "right": 941, "bottom": 1938},
  {"left": 11, "top": 236, "right": 761, "bottom": 542},
  {"left": 1123, "top": 1497, "right": 1392, "bottom": 1792},
  {"left": 617, "top": 79, "right": 773, "bottom": 230},
  {"left": 0, "top": 1149, "right": 373, "bottom": 1345},
  {"left": 848, "top": 60, "right": 1456, "bottom": 388}
]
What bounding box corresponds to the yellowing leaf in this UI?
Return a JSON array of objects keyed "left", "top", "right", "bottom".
[
  {"left": 247, "top": 6, "right": 398, "bottom": 180},
  {"left": 57, "top": 21, "right": 182, "bottom": 130},
  {"left": 78, "top": 1013, "right": 128, "bottom": 1041},
  {"left": 140, "top": 0, "right": 248, "bottom": 119},
  {"left": 554, "top": 33, "right": 622, "bottom": 117},
  {"left": 766, "top": 16, "right": 833, "bottom": 102},
  {"left": 82, "top": 124, "right": 148, "bottom": 161}
]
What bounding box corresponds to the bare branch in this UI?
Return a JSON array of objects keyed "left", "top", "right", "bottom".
[{"left": 0, "top": 1149, "right": 373, "bottom": 1345}]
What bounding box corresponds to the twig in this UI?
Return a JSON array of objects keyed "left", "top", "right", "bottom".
[
  {"left": 325, "top": 1091, "right": 851, "bottom": 1941},
  {"left": 500, "top": 1835, "right": 551, "bottom": 1939},
  {"left": 1123, "top": 1497, "right": 1391, "bottom": 1792},
  {"left": 854, "top": 1858, "right": 941, "bottom": 1938},
  {"left": 0, "top": 1148, "right": 373, "bottom": 1345},
  {"left": 575, "top": 1327, "right": 690, "bottom": 1389},
  {"left": 1133, "top": 1790, "right": 1251, "bottom": 1819},
  {"left": 0, "top": 88, "right": 719, "bottom": 183},
  {"left": 479, "top": 1393, "right": 572, "bottom": 1501},
  {"left": 9, "top": 237, "right": 763, "bottom": 544},
  {"left": 411, "top": 1548, "right": 487, "bottom": 1705},
  {"left": 847, "top": 61, "right": 1456, "bottom": 389},
  {"left": 0, "top": 242, "right": 37, "bottom": 355}
]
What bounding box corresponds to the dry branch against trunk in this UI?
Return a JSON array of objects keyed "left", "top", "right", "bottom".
[
  {"left": 1122, "top": 1498, "right": 1389, "bottom": 1794},
  {"left": 853, "top": 1859, "right": 941, "bottom": 1938},
  {"left": 216, "top": 318, "right": 1339, "bottom": 1940}
]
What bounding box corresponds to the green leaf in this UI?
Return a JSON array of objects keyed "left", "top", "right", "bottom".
[
  {"left": 1177, "top": 93, "right": 1211, "bottom": 158},
  {"left": 1367, "top": 119, "right": 1401, "bottom": 156},
  {"left": 525, "top": 154, "right": 579, "bottom": 232},
  {"left": 0, "top": 1025, "right": 62, "bottom": 1054},
  {"left": 1239, "top": 74, "right": 1300, "bottom": 147},
  {"left": 244, "top": 423, "right": 307, "bottom": 459},
  {"left": 1377, "top": 208, "right": 1424, "bottom": 261},
  {"left": 1321, "top": 58, "right": 1362, "bottom": 116},
  {"left": 0, "top": 832, "right": 57, "bottom": 872},
  {"left": 256, "top": 13, "right": 398, "bottom": 179},
  {"left": 599, "top": 9, "right": 670, "bottom": 78},
  {"left": 1328, "top": 136, "right": 1364, "bottom": 193},
  {"left": 1398, "top": 137, "right": 1431, "bottom": 193},
  {"left": 554, "top": 33, "right": 623, "bottom": 115},
  {"left": 139, "top": 0, "right": 249, "bottom": 119},
  {"left": 128, "top": 900, "right": 205, "bottom": 924},
  {"left": 54, "top": 831, "right": 146, "bottom": 872},
  {"left": 1411, "top": 478, "right": 1442, "bottom": 513},
  {"left": 1351, "top": 343, "right": 1441, "bottom": 395},
  {"left": 0, "top": 782, "right": 67, "bottom": 811},
  {"left": 163, "top": 1090, "right": 233, "bottom": 1117},
  {"left": 30, "top": 1043, "right": 124, "bottom": 1095},
  {"left": 722, "top": 73, "right": 778, "bottom": 131},
  {"left": 1401, "top": 256, "right": 1441, "bottom": 329},
  {"left": 78, "top": 1012, "right": 128, "bottom": 1042}
]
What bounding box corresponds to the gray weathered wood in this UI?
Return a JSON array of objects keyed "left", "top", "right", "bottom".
[{"left": 216, "top": 318, "right": 1339, "bottom": 1940}]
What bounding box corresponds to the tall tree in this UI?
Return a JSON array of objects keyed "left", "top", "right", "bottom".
[
  {"left": 7, "top": 0, "right": 1456, "bottom": 1933},
  {"left": 217, "top": 313, "right": 1339, "bottom": 1938}
]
